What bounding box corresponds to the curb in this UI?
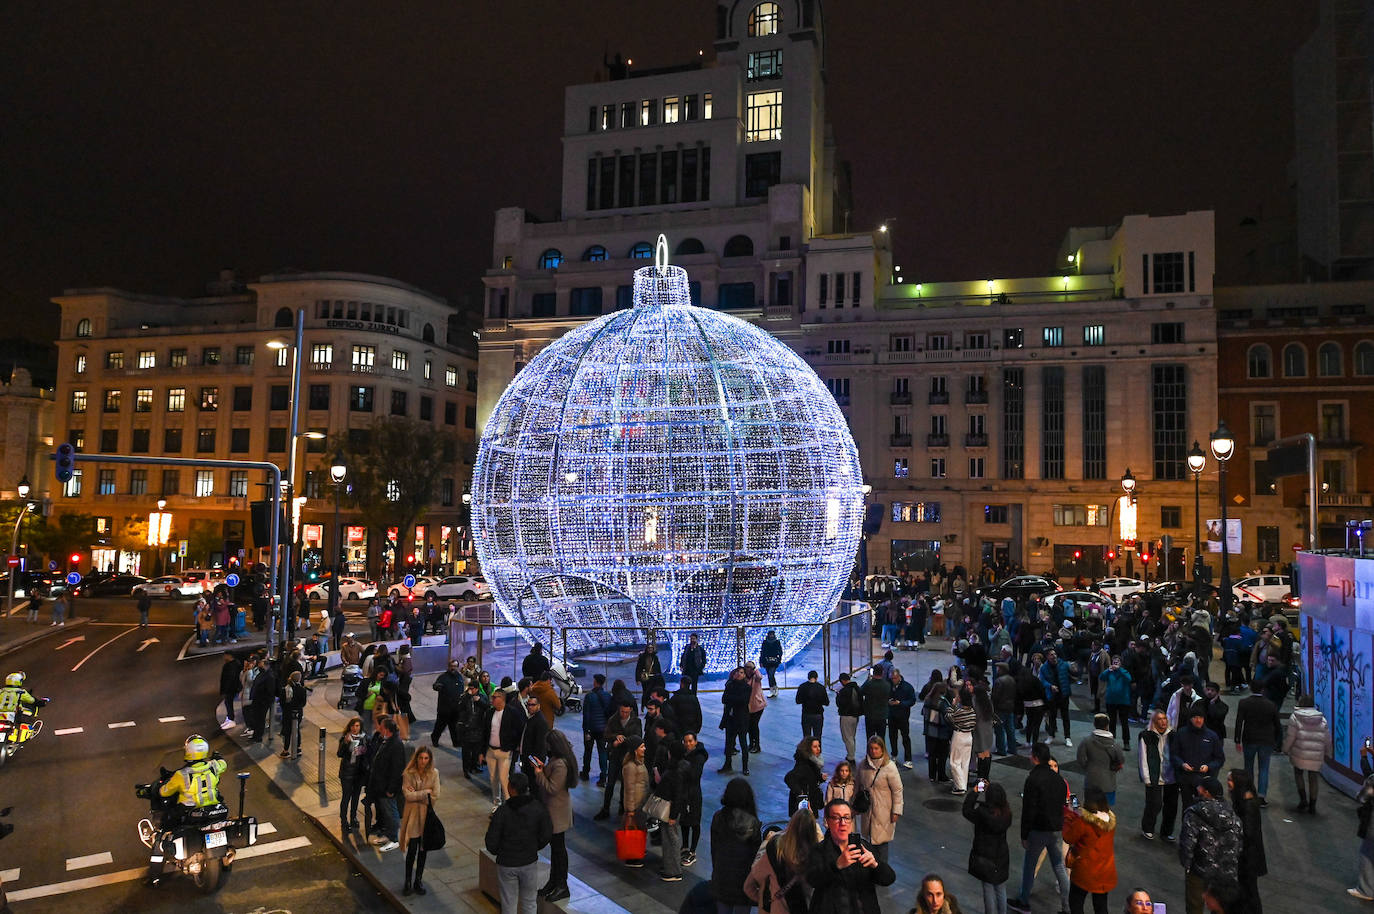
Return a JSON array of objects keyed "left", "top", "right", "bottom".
[
  {"left": 0, "top": 617, "right": 92, "bottom": 661},
  {"left": 298, "top": 807, "right": 409, "bottom": 914}
]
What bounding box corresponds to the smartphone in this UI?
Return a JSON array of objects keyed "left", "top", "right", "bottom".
[
  {"left": 527, "top": 756, "right": 540, "bottom": 768},
  {"left": 1070, "top": 793, "right": 1080, "bottom": 811},
  {"left": 1366, "top": 738, "right": 1372, "bottom": 750},
  {"left": 1153, "top": 904, "right": 1167, "bottom": 914},
  {"left": 975, "top": 779, "right": 987, "bottom": 793},
  {"left": 847, "top": 834, "right": 863, "bottom": 848}
]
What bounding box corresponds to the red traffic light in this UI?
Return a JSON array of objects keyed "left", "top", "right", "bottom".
[
  {"left": 406, "top": 554, "right": 415, "bottom": 563},
  {"left": 1072, "top": 550, "right": 1082, "bottom": 560},
  {"left": 69, "top": 553, "right": 81, "bottom": 564},
  {"left": 1140, "top": 552, "right": 1152, "bottom": 564},
  {"left": 1106, "top": 550, "right": 1117, "bottom": 561}
]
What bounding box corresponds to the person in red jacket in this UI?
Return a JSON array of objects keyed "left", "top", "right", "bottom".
[{"left": 1061, "top": 787, "right": 1118, "bottom": 914}]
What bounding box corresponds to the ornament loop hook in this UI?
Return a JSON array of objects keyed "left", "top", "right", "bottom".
[{"left": 655, "top": 234, "right": 670, "bottom": 274}]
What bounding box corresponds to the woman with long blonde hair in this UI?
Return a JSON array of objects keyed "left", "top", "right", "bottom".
[
  {"left": 745, "top": 806, "right": 820, "bottom": 914},
  {"left": 398, "top": 745, "right": 440, "bottom": 896}
]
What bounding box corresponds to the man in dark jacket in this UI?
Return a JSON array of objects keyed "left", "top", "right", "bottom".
[
  {"left": 595, "top": 703, "right": 643, "bottom": 819},
  {"left": 670, "top": 679, "right": 703, "bottom": 739},
  {"left": 431, "top": 658, "right": 467, "bottom": 748},
  {"left": 807, "top": 798, "right": 896, "bottom": 914},
  {"left": 836, "top": 672, "right": 863, "bottom": 763},
  {"left": 484, "top": 771, "right": 552, "bottom": 914},
  {"left": 860, "top": 667, "right": 892, "bottom": 747},
  {"left": 520, "top": 643, "right": 551, "bottom": 681},
  {"left": 1171, "top": 705, "right": 1226, "bottom": 809},
  {"left": 759, "top": 630, "right": 784, "bottom": 698},
  {"left": 1200, "top": 682, "right": 1229, "bottom": 741},
  {"left": 1178, "top": 776, "right": 1242, "bottom": 914},
  {"left": 245, "top": 657, "right": 277, "bottom": 744},
  {"left": 519, "top": 695, "right": 551, "bottom": 772},
  {"left": 456, "top": 682, "right": 489, "bottom": 777},
  {"left": 679, "top": 634, "right": 707, "bottom": 693},
  {"left": 580, "top": 673, "right": 613, "bottom": 784},
  {"left": 991, "top": 662, "right": 1019, "bottom": 755},
  {"left": 1039, "top": 648, "right": 1074, "bottom": 748},
  {"left": 635, "top": 644, "right": 664, "bottom": 703},
  {"left": 218, "top": 654, "right": 241, "bottom": 729},
  {"left": 1008, "top": 742, "right": 1070, "bottom": 913},
  {"left": 796, "top": 669, "right": 830, "bottom": 739},
  {"left": 887, "top": 669, "right": 917, "bottom": 767},
  {"left": 1233, "top": 688, "right": 1280, "bottom": 804},
  {"left": 366, "top": 717, "right": 405, "bottom": 851}
]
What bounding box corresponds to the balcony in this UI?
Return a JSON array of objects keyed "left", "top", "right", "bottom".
[
  {"left": 889, "top": 433, "right": 913, "bottom": 448},
  {"left": 879, "top": 350, "right": 919, "bottom": 364},
  {"left": 1301, "top": 491, "right": 1373, "bottom": 508},
  {"left": 923, "top": 349, "right": 957, "bottom": 362},
  {"left": 927, "top": 433, "right": 950, "bottom": 448},
  {"left": 965, "top": 390, "right": 988, "bottom": 404},
  {"left": 928, "top": 391, "right": 949, "bottom": 405},
  {"left": 964, "top": 433, "right": 989, "bottom": 447},
  {"left": 889, "top": 391, "right": 912, "bottom": 405}
]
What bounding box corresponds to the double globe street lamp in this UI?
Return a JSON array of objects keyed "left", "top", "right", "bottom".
[
  {"left": 5, "top": 477, "right": 33, "bottom": 623},
  {"left": 1187, "top": 442, "right": 1207, "bottom": 584},
  {"left": 1210, "top": 420, "right": 1236, "bottom": 614}
]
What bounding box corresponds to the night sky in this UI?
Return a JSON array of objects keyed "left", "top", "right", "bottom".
[{"left": 1, "top": 2, "right": 1317, "bottom": 344}]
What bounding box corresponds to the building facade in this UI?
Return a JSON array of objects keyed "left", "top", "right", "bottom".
[
  {"left": 0, "top": 367, "right": 55, "bottom": 505},
  {"left": 52, "top": 272, "right": 478, "bottom": 576},
  {"left": 1215, "top": 279, "right": 1374, "bottom": 568}
]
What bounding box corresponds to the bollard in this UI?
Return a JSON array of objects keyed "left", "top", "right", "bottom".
[{"left": 318, "top": 726, "right": 326, "bottom": 786}]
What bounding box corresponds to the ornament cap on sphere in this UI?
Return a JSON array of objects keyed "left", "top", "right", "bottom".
[{"left": 633, "top": 234, "right": 690, "bottom": 310}]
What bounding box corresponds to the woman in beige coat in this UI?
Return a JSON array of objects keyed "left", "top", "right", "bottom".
[
  {"left": 398, "top": 745, "right": 439, "bottom": 896},
  {"left": 620, "top": 739, "right": 650, "bottom": 867},
  {"left": 855, "top": 735, "right": 903, "bottom": 864},
  {"left": 532, "top": 729, "right": 578, "bottom": 901},
  {"left": 1282, "top": 693, "right": 1333, "bottom": 813}
]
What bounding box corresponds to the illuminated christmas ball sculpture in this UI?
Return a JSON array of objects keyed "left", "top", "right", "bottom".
[{"left": 472, "top": 239, "right": 864, "bottom": 673}]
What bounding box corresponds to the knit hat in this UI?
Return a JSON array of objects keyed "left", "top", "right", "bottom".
[{"left": 1200, "top": 775, "right": 1224, "bottom": 798}]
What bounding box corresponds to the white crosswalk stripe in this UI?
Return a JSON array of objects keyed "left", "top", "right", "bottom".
[
  {"left": 65, "top": 852, "right": 112, "bottom": 871},
  {"left": 107, "top": 721, "right": 135, "bottom": 729},
  {"left": 157, "top": 716, "right": 186, "bottom": 723},
  {"left": 53, "top": 727, "right": 83, "bottom": 736},
  {"left": 0, "top": 868, "right": 18, "bottom": 883}
]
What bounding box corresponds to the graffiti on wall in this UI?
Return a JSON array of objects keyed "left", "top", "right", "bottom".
[{"left": 1310, "top": 618, "right": 1373, "bottom": 773}]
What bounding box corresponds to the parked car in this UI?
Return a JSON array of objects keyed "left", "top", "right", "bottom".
[
  {"left": 1148, "top": 580, "right": 1218, "bottom": 604},
  {"left": 305, "top": 577, "right": 377, "bottom": 601},
  {"left": 1092, "top": 577, "right": 1147, "bottom": 602},
  {"left": 388, "top": 576, "right": 442, "bottom": 598},
  {"left": 425, "top": 575, "right": 491, "bottom": 601},
  {"left": 978, "top": 575, "right": 1061, "bottom": 602},
  {"left": 180, "top": 569, "right": 227, "bottom": 593},
  {"left": 1232, "top": 574, "right": 1292, "bottom": 605},
  {"left": 133, "top": 575, "right": 200, "bottom": 598},
  {"left": 74, "top": 573, "right": 148, "bottom": 597}
]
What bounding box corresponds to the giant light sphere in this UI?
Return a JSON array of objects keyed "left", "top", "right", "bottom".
[{"left": 471, "top": 241, "right": 864, "bottom": 673}]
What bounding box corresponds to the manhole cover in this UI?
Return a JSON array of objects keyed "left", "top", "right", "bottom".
[{"left": 923, "top": 797, "right": 963, "bottom": 812}]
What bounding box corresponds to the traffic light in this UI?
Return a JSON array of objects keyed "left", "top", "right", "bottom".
[
  {"left": 54, "top": 443, "right": 75, "bottom": 484},
  {"left": 69, "top": 553, "right": 81, "bottom": 566},
  {"left": 1140, "top": 551, "right": 1152, "bottom": 565},
  {"left": 1072, "top": 549, "right": 1082, "bottom": 561},
  {"left": 1106, "top": 548, "right": 1117, "bottom": 561}
]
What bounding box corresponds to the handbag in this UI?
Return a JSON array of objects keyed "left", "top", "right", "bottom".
[
  {"left": 422, "top": 797, "right": 446, "bottom": 851},
  {"left": 615, "top": 814, "right": 647, "bottom": 861},
  {"left": 851, "top": 786, "right": 872, "bottom": 814},
  {"left": 641, "top": 793, "right": 671, "bottom": 822}
]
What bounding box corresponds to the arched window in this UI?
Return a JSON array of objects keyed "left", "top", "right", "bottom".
[
  {"left": 1246, "top": 343, "right": 1271, "bottom": 379},
  {"left": 539, "top": 249, "right": 563, "bottom": 270},
  {"left": 1356, "top": 341, "right": 1374, "bottom": 376},
  {"left": 274, "top": 307, "right": 293, "bottom": 328},
  {"left": 748, "top": 2, "right": 781, "bottom": 37},
  {"left": 1282, "top": 342, "right": 1307, "bottom": 377},
  {"left": 75, "top": 318, "right": 92, "bottom": 338},
  {"left": 675, "top": 238, "right": 705, "bottom": 256},
  {"left": 724, "top": 234, "right": 755, "bottom": 258},
  {"left": 422, "top": 323, "right": 435, "bottom": 343},
  {"left": 1318, "top": 341, "right": 1343, "bottom": 376},
  {"left": 582, "top": 245, "right": 608, "bottom": 262},
  {"left": 628, "top": 241, "right": 654, "bottom": 259}
]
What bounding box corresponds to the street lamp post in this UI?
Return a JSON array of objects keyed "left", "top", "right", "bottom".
[
  {"left": 1187, "top": 441, "right": 1206, "bottom": 584},
  {"left": 329, "top": 451, "right": 346, "bottom": 614},
  {"left": 1211, "top": 421, "right": 1236, "bottom": 615},
  {"left": 266, "top": 308, "right": 305, "bottom": 657},
  {"left": 1121, "top": 468, "right": 1137, "bottom": 579},
  {"left": 5, "top": 477, "right": 33, "bottom": 624}
]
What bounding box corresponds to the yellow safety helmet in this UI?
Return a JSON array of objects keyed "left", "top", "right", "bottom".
[
  {"left": 184, "top": 734, "right": 211, "bottom": 763},
  {"left": 4, "top": 672, "right": 24, "bottom": 689}
]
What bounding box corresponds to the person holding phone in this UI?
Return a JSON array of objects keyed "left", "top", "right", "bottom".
[
  {"left": 531, "top": 729, "right": 578, "bottom": 902},
  {"left": 806, "top": 798, "right": 896, "bottom": 912},
  {"left": 963, "top": 779, "right": 1012, "bottom": 913}
]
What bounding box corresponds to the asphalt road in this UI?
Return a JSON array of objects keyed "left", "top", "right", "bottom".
[{"left": 0, "top": 596, "right": 389, "bottom": 912}]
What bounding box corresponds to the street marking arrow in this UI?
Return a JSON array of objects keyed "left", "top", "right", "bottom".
[
  {"left": 136, "top": 638, "right": 159, "bottom": 652},
  {"left": 54, "top": 636, "right": 86, "bottom": 651}
]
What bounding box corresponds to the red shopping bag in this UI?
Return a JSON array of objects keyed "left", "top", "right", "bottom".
[{"left": 615, "top": 816, "right": 646, "bottom": 861}]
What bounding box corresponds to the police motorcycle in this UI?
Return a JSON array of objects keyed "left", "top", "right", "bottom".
[
  {"left": 135, "top": 736, "right": 258, "bottom": 893},
  {"left": 0, "top": 672, "right": 48, "bottom": 767}
]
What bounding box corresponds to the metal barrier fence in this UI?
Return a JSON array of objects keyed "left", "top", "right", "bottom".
[{"left": 448, "top": 602, "right": 873, "bottom": 692}]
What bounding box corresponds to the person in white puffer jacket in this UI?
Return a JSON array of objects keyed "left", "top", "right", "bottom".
[{"left": 1282, "top": 693, "right": 1332, "bottom": 814}]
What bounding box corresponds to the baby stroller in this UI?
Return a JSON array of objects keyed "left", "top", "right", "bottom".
[{"left": 337, "top": 664, "right": 363, "bottom": 710}]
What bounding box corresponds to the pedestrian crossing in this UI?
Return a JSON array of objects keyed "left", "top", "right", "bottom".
[{"left": 50, "top": 716, "right": 208, "bottom": 735}]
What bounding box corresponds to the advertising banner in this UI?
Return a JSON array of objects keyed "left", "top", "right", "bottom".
[{"left": 1204, "top": 518, "right": 1242, "bottom": 553}]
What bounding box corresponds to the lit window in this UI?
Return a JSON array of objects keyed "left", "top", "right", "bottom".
[
  {"left": 747, "top": 2, "right": 780, "bottom": 37},
  {"left": 745, "top": 90, "right": 783, "bottom": 142},
  {"left": 747, "top": 49, "right": 782, "bottom": 80},
  {"left": 629, "top": 241, "right": 654, "bottom": 259},
  {"left": 71, "top": 390, "right": 87, "bottom": 413},
  {"left": 137, "top": 350, "right": 156, "bottom": 369},
  {"left": 199, "top": 387, "right": 218, "bottom": 411},
  {"left": 663, "top": 96, "right": 679, "bottom": 123},
  {"left": 74, "top": 354, "right": 87, "bottom": 374},
  {"left": 134, "top": 388, "right": 153, "bottom": 412},
  {"left": 229, "top": 471, "right": 248, "bottom": 498},
  {"left": 169, "top": 348, "right": 187, "bottom": 368},
  {"left": 894, "top": 458, "right": 909, "bottom": 478},
  {"left": 311, "top": 343, "right": 333, "bottom": 366},
  {"left": 195, "top": 470, "right": 215, "bottom": 497},
  {"left": 75, "top": 318, "right": 92, "bottom": 338},
  {"left": 352, "top": 345, "right": 376, "bottom": 370},
  {"left": 276, "top": 346, "right": 289, "bottom": 367},
  {"left": 167, "top": 388, "right": 186, "bottom": 412},
  {"left": 63, "top": 467, "right": 82, "bottom": 497},
  {"left": 105, "top": 351, "right": 124, "bottom": 370},
  {"left": 445, "top": 366, "right": 458, "bottom": 388},
  {"left": 423, "top": 359, "right": 432, "bottom": 380},
  {"left": 103, "top": 389, "right": 121, "bottom": 412},
  {"left": 98, "top": 469, "right": 116, "bottom": 495},
  {"left": 1082, "top": 325, "right": 1104, "bottom": 346},
  {"left": 392, "top": 349, "right": 409, "bottom": 372},
  {"left": 1042, "top": 326, "right": 1063, "bottom": 347},
  {"left": 539, "top": 249, "right": 563, "bottom": 270}
]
